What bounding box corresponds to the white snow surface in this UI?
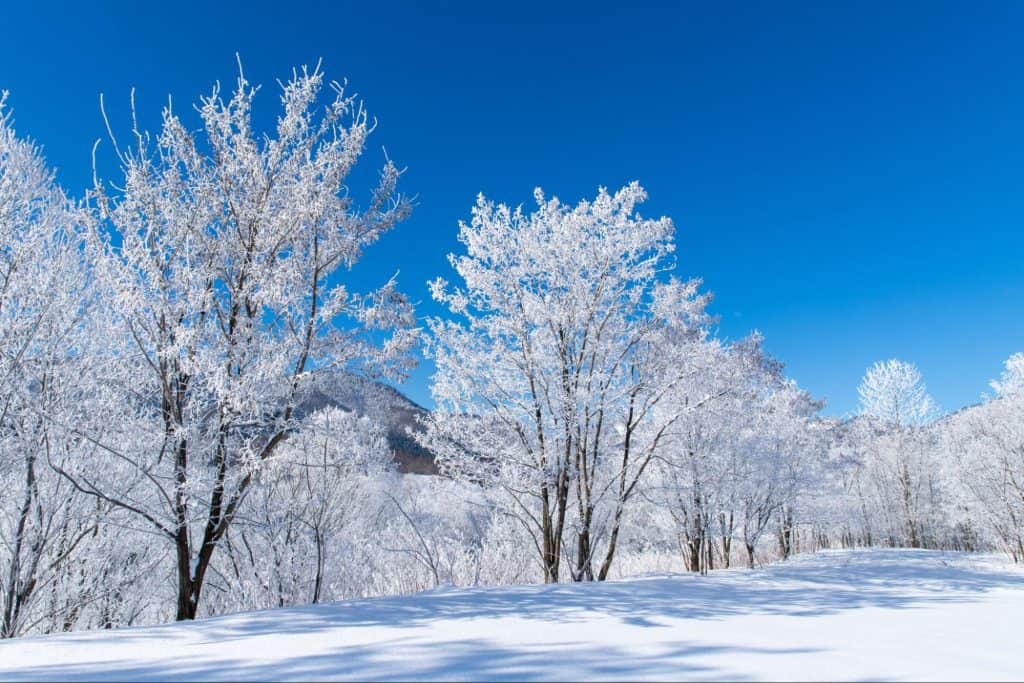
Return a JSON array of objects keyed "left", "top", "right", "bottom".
[{"left": 1, "top": 549, "right": 1020, "bottom": 681}]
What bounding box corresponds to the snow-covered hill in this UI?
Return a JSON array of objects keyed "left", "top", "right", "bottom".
[
  {"left": 1, "top": 549, "right": 1020, "bottom": 681},
  {"left": 301, "top": 371, "right": 436, "bottom": 474}
]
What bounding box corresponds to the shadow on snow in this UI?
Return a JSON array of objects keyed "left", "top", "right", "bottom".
[{"left": 4, "top": 549, "right": 1022, "bottom": 681}]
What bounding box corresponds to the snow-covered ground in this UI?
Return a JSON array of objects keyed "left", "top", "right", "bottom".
[{"left": 1, "top": 549, "right": 1020, "bottom": 681}]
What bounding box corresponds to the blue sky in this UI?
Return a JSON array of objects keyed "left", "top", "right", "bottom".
[{"left": 2, "top": 1, "right": 1021, "bottom": 416}]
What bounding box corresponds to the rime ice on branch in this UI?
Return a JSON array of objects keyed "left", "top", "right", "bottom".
[{"left": 55, "top": 63, "right": 417, "bottom": 621}]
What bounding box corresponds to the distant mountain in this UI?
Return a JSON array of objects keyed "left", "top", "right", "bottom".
[{"left": 299, "top": 372, "right": 437, "bottom": 474}]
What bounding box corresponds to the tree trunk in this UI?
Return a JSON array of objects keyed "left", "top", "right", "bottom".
[
  {"left": 597, "top": 506, "right": 625, "bottom": 581},
  {"left": 777, "top": 506, "right": 793, "bottom": 560},
  {"left": 175, "top": 533, "right": 198, "bottom": 621},
  {"left": 574, "top": 529, "right": 594, "bottom": 581},
  {"left": 719, "top": 512, "right": 733, "bottom": 569},
  {"left": 312, "top": 531, "right": 324, "bottom": 604},
  {"left": 540, "top": 477, "right": 568, "bottom": 583},
  {"left": 1, "top": 452, "right": 36, "bottom": 638}
]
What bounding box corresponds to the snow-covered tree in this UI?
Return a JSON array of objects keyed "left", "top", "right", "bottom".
[
  {"left": 645, "top": 335, "right": 824, "bottom": 571},
  {"left": 0, "top": 94, "right": 119, "bottom": 637},
  {"left": 858, "top": 359, "right": 937, "bottom": 427},
  {"left": 55, "top": 63, "right": 417, "bottom": 620},
  {"left": 213, "top": 407, "right": 393, "bottom": 610},
  {"left": 421, "top": 183, "right": 711, "bottom": 582},
  {"left": 990, "top": 352, "right": 1024, "bottom": 399},
  {"left": 852, "top": 360, "right": 944, "bottom": 548},
  {"left": 945, "top": 352, "right": 1024, "bottom": 560}
]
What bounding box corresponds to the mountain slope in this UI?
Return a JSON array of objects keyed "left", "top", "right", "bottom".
[{"left": 300, "top": 372, "right": 437, "bottom": 474}]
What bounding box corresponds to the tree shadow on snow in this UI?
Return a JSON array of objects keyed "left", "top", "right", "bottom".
[{"left": 1, "top": 639, "right": 818, "bottom": 681}]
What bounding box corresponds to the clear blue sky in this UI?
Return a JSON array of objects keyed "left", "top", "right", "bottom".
[{"left": 2, "top": 1, "right": 1022, "bottom": 416}]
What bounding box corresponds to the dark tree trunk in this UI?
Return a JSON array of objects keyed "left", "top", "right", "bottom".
[
  {"left": 777, "top": 506, "right": 793, "bottom": 561},
  {"left": 719, "top": 512, "right": 733, "bottom": 569},
  {"left": 2, "top": 452, "right": 37, "bottom": 638},
  {"left": 540, "top": 474, "right": 569, "bottom": 583}
]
